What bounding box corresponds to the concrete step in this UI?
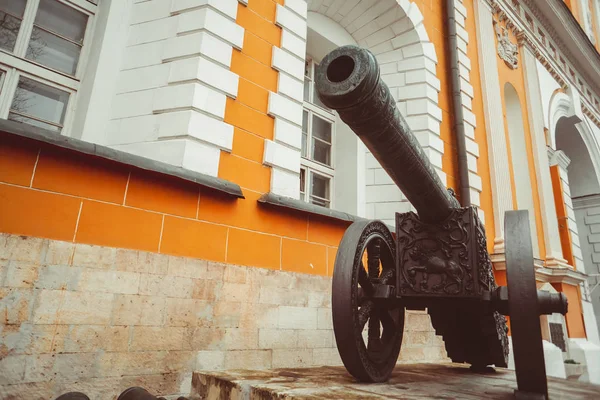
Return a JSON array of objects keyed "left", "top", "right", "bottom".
[{"left": 191, "top": 363, "right": 600, "bottom": 399}]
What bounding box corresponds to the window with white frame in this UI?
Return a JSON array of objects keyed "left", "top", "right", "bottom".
[
  {"left": 301, "top": 57, "right": 336, "bottom": 208},
  {"left": 0, "top": 0, "right": 97, "bottom": 133}
]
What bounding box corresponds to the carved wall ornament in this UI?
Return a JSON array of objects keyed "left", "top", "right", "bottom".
[{"left": 494, "top": 22, "right": 519, "bottom": 69}]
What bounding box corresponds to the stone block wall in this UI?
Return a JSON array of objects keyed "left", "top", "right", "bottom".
[{"left": 0, "top": 233, "right": 447, "bottom": 399}]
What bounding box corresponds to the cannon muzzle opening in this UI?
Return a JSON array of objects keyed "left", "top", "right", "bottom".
[
  {"left": 327, "top": 55, "right": 355, "bottom": 82},
  {"left": 315, "top": 46, "right": 379, "bottom": 112}
]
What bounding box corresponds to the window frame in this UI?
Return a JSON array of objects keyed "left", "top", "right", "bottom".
[
  {"left": 0, "top": 0, "right": 97, "bottom": 136},
  {"left": 301, "top": 57, "right": 336, "bottom": 209}
]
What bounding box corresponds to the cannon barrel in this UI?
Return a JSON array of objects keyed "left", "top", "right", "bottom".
[{"left": 316, "top": 46, "right": 459, "bottom": 223}]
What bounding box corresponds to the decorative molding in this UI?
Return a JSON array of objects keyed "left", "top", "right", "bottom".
[
  {"left": 549, "top": 149, "right": 571, "bottom": 170},
  {"left": 493, "top": 18, "right": 519, "bottom": 69},
  {"left": 489, "top": 0, "right": 600, "bottom": 128}
]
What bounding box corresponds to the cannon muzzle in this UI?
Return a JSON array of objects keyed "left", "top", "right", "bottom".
[{"left": 316, "top": 46, "right": 459, "bottom": 223}]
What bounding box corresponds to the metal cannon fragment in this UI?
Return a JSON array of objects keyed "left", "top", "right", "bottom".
[
  {"left": 316, "top": 45, "right": 567, "bottom": 399},
  {"left": 54, "top": 387, "right": 189, "bottom": 400}
]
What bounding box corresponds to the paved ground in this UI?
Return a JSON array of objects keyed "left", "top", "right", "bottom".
[{"left": 192, "top": 363, "right": 600, "bottom": 399}]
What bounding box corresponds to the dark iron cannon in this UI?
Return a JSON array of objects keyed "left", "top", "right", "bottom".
[{"left": 316, "top": 45, "right": 568, "bottom": 399}]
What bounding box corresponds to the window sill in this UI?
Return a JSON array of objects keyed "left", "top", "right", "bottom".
[
  {"left": 0, "top": 119, "right": 244, "bottom": 198},
  {"left": 258, "top": 192, "right": 364, "bottom": 223}
]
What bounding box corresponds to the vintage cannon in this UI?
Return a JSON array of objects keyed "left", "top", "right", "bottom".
[{"left": 316, "top": 46, "right": 568, "bottom": 399}]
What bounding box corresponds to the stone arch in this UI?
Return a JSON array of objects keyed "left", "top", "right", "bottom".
[
  {"left": 548, "top": 91, "right": 579, "bottom": 150},
  {"left": 551, "top": 95, "right": 600, "bottom": 340},
  {"left": 548, "top": 90, "right": 600, "bottom": 181},
  {"left": 305, "top": 0, "right": 444, "bottom": 224}
]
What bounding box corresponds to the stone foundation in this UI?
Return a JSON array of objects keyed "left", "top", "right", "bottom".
[{"left": 0, "top": 234, "right": 447, "bottom": 399}]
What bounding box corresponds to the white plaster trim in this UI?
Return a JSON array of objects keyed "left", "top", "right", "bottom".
[
  {"left": 522, "top": 45, "right": 568, "bottom": 266},
  {"left": 474, "top": 0, "right": 513, "bottom": 253},
  {"left": 107, "top": 0, "right": 244, "bottom": 182},
  {"left": 264, "top": 139, "right": 301, "bottom": 174},
  {"left": 450, "top": 1, "right": 482, "bottom": 206}
]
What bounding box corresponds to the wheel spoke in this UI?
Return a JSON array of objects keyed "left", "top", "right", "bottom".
[
  {"left": 367, "top": 310, "right": 381, "bottom": 351},
  {"left": 379, "top": 308, "right": 399, "bottom": 332},
  {"left": 357, "top": 287, "right": 367, "bottom": 305},
  {"left": 359, "top": 264, "right": 374, "bottom": 295},
  {"left": 367, "top": 238, "right": 382, "bottom": 279},
  {"left": 358, "top": 300, "right": 374, "bottom": 329}
]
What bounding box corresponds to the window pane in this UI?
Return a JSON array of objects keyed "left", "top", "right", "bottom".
[
  {"left": 10, "top": 77, "right": 69, "bottom": 129},
  {"left": 312, "top": 115, "right": 332, "bottom": 142},
  {"left": 300, "top": 168, "right": 306, "bottom": 200},
  {"left": 8, "top": 112, "right": 61, "bottom": 132},
  {"left": 304, "top": 60, "right": 311, "bottom": 102},
  {"left": 26, "top": 27, "right": 82, "bottom": 75},
  {"left": 312, "top": 138, "right": 331, "bottom": 166},
  {"left": 0, "top": 11, "right": 22, "bottom": 52},
  {"left": 301, "top": 110, "right": 309, "bottom": 158},
  {"left": 312, "top": 85, "right": 329, "bottom": 110},
  {"left": 0, "top": 0, "right": 27, "bottom": 17},
  {"left": 303, "top": 79, "right": 310, "bottom": 103},
  {"left": 35, "top": 0, "right": 88, "bottom": 43},
  {"left": 311, "top": 173, "right": 330, "bottom": 208}
]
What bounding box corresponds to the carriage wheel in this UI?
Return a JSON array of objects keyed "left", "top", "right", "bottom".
[
  {"left": 332, "top": 219, "right": 404, "bottom": 383},
  {"left": 505, "top": 210, "right": 548, "bottom": 398}
]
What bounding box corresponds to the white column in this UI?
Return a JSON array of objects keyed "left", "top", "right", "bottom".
[
  {"left": 473, "top": 0, "right": 513, "bottom": 255},
  {"left": 521, "top": 43, "right": 569, "bottom": 268}
]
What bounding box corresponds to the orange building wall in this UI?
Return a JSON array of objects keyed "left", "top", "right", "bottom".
[
  {"left": 550, "top": 165, "right": 576, "bottom": 267},
  {"left": 551, "top": 282, "right": 587, "bottom": 338},
  {"left": 0, "top": 132, "right": 348, "bottom": 277},
  {"left": 494, "top": 22, "right": 547, "bottom": 261}
]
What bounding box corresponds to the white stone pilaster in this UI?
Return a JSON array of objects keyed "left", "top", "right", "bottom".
[
  {"left": 106, "top": 0, "right": 243, "bottom": 177},
  {"left": 522, "top": 44, "right": 569, "bottom": 268},
  {"left": 265, "top": 0, "right": 308, "bottom": 198},
  {"left": 474, "top": 0, "right": 514, "bottom": 254}
]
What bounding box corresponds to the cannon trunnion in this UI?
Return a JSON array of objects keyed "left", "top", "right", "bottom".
[{"left": 317, "top": 46, "right": 568, "bottom": 399}]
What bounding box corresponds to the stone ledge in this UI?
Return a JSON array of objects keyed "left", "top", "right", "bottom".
[
  {"left": 191, "top": 363, "right": 600, "bottom": 399},
  {"left": 258, "top": 192, "right": 364, "bottom": 223},
  {"left": 0, "top": 119, "right": 244, "bottom": 199}
]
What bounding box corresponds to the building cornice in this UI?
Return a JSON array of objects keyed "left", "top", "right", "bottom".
[
  {"left": 491, "top": 0, "right": 600, "bottom": 127},
  {"left": 536, "top": 266, "right": 588, "bottom": 286}
]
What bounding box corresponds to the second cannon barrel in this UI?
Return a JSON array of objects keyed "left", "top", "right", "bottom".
[{"left": 315, "top": 45, "right": 459, "bottom": 223}]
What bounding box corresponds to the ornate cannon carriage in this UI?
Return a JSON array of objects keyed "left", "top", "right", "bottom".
[{"left": 316, "top": 46, "right": 568, "bottom": 399}]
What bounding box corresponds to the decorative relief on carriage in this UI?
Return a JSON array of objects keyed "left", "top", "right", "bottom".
[{"left": 395, "top": 208, "right": 478, "bottom": 296}]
